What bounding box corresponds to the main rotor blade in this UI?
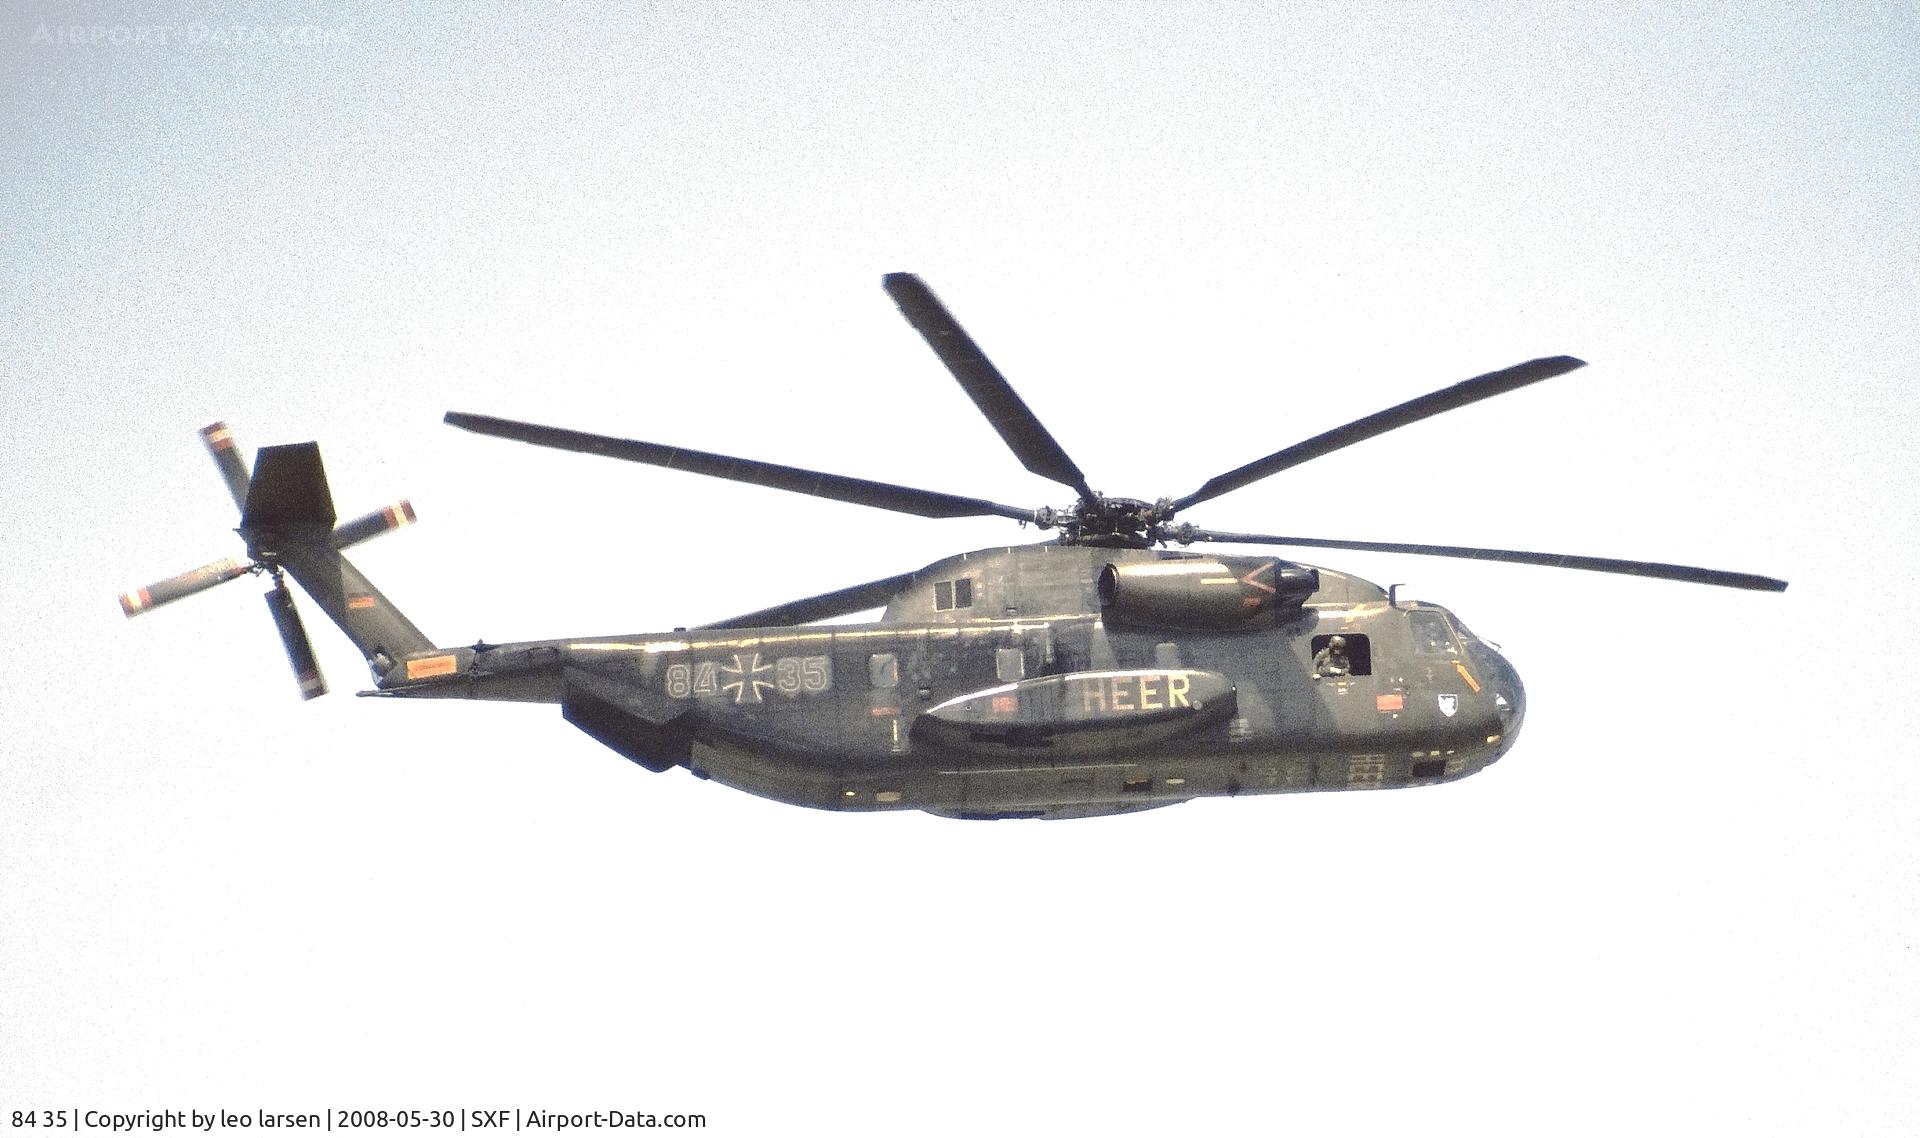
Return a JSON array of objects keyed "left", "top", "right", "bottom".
[
  {"left": 445, "top": 413, "right": 1036, "bottom": 522},
  {"left": 1182, "top": 529, "right": 1788, "bottom": 592},
  {"left": 698, "top": 570, "right": 919, "bottom": 630},
  {"left": 1172, "top": 356, "right": 1587, "bottom": 513},
  {"left": 882, "top": 273, "right": 1096, "bottom": 501},
  {"left": 120, "top": 557, "right": 252, "bottom": 616},
  {"left": 200, "top": 422, "right": 251, "bottom": 513},
  {"left": 263, "top": 579, "right": 328, "bottom": 699}
]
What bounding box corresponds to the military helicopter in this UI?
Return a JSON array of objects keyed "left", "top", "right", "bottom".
[{"left": 121, "top": 273, "right": 1786, "bottom": 820}]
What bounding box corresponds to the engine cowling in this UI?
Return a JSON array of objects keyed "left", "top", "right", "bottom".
[{"left": 1099, "top": 555, "right": 1318, "bottom": 630}]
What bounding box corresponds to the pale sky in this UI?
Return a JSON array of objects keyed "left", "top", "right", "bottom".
[{"left": 3, "top": 3, "right": 1916, "bottom": 1135}]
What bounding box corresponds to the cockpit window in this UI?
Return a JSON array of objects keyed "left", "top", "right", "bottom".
[{"left": 1408, "top": 610, "right": 1461, "bottom": 656}]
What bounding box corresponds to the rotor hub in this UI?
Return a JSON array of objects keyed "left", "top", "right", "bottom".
[{"left": 1043, "top": 494, "right": 1173, "bottom": 547}]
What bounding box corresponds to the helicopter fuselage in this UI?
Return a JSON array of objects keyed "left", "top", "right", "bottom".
[{"left": 377, "top": 545, "right": 1526, "bottom": 820}]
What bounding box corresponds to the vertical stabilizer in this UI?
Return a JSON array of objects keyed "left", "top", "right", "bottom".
[{"left": 241, "top": 443, "right": 435, "bottom": 672}]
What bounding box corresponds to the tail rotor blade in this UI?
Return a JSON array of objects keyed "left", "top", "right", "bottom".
[
  {"left": 263, "top": 580, "right": 328, "bottom": 700},
  {"left": 332, "top": 499, "right": 417, "bottom": 550},
  {"left": 119, "top": 557, "right": 251, "bottom": 616},
  {"left": 200, "top": 422, "right": 251, "bottom": 513}
]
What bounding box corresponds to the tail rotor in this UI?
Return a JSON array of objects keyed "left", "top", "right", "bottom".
[{"left": 119, "top": 421, "right": 419, "bottom": 700}]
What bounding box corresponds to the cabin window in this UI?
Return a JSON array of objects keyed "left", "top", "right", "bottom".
[
  {"left": 934, "top": 577, "right": 975, "bottom": 611},
  {"left": 1408, "top": 610, "right": 1461, "bottom": 656},
  {"left": 1411, "top": 759, "right": 1447, "bottom": 778},
  {"left": 996, "top": 647, "right": 1025, "bottom": 682},
  {"left": 869, "top": 653, "right": 899, "bottom": 689},
  {"left": 1310, "top": 633, "right": 1371, "bottom": 677}
]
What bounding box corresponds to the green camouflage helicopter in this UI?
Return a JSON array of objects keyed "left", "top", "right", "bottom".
[{"left": 121, "top": 274, "right": 1786, "bottom": 819}]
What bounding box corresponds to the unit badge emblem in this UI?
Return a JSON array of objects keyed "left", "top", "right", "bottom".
[{"left": 1437, "top": 693, "right": 1458, "bottom": 717}]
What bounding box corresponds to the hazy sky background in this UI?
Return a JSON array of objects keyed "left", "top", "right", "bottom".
[{"left": 3, "top": 3, "right": 1915, "bottom": 1134}]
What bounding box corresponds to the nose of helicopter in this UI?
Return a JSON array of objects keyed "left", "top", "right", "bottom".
[{"left": 1477, "top": 643, "right": 1526, "bottom": 761}]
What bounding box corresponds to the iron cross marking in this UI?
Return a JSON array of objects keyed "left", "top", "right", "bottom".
[{"left": 720, "top": 652, "right": 775, "bottom": 704}]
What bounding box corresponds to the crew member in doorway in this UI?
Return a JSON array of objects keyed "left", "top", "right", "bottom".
[{"left": 1314, "top": 635, "right": 1351, "bottom": 679}]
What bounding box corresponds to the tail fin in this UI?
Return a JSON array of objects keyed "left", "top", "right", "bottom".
[{"left": 244, "top": 443, "right": 435, "bottom": 673}]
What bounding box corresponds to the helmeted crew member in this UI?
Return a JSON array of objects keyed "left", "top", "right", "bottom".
[{"left": 1313, "top": 635, "right": 1351, "bottom": 678}]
